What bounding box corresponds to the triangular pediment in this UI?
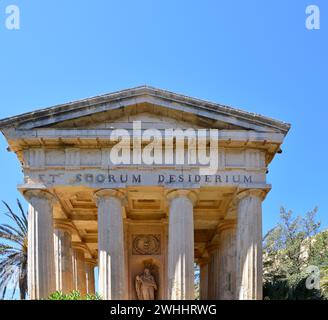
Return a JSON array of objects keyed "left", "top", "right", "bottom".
[
  {"left": 48, "top": 105, "right": 246, "bottom": 131},
  {"left": 0, "top": 86, "right": 290, "bottom": 134},
  {"left": 53, "top": 111, "right": 208, "bottom": 130}
]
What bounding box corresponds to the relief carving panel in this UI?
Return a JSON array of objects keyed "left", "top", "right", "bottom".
[{"left": 132, "top": 234, "right": 161, "bottom": 255}]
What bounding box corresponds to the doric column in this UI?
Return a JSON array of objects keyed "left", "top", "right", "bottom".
[
  {"left": 24, "top": 189, "right": 57, "bottom": 300},
  {"left": 72, "top": 243, "right": 88, "bottom": 296},
  {"left": 53, "top": 220, "right": 75, "bottom": 293},
  {"left": 206, "top": 244, "right": 220, "bottom": 300},
  {"left": 167, "top": 190, "right": 197, "bottom": 300},
  {"left": 85, "top": 259, "right": 97, "bottom": 295},
  {"left": 94, "top": 189, "right": 126, "bottom": 300},
  {"left": 218, "top": 221, "right": 237, "bottom": 300},
  {"left": 198, "top": 257, "right": 209, "bottom": 300},
  {"left": 236, "top": 190, "right": 265, "bottom": 300}
]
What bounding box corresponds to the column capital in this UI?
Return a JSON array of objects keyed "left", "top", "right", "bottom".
[
  {"left": 166, "top": 189, "right": 198, "bottom": 206},
  {"left": 24, "top": 189, "right": 57, "bottom": 204},
  {"left": 54, "top": 219, "right": 76, "bottom": 234},
  {"left": 72, "top": 242, "right": 89, "bottom": 255},
  {"left": 235, "top": 189, "right": 267, "bottom": 203},
  {"left": 85, "top": 258, "right": 97, "bottom": 267},
  {"left": 206, "top": 243, "right": 220, "bottom": 253},
  {"left": 217, "top": 220, "right": 237, "bottom": 234},
  {"left": 198, "top": 257, "right": 210, "bottom": 266},
  {"left": 94, "top": 189, "right": 126, "bottom": 205}
]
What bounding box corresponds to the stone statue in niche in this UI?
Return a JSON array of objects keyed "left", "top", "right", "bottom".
[{"left": 135, "top": 268, "right": 158, "bottom": 300}]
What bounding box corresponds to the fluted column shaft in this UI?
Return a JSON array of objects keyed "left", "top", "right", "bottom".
[
  {"left": 25, "top": 190, "right": 56, "bottom": 300},
  {"left": 167, "top": 190, "right": 197, "bottom": 300},
  {"left": 207, "top": 246, "right": 220, "bottom": 299},
  {"left": 236, "top": 190, "right": 264, "bottom": 300},
  {"left": 53, "top": 221, "right": 74, "bottom": 293},
  {"left": 95, "top": 189, "right": 126, "bottom": 300},
  {"left": 199, "top": 259, "right": 209, "bottom": 300},
  {"left": 218, "top": 223, "right": 237, "bottom": 300},
  {"left": 72, "top": 245, "right": 87, "bottom": 295},
  {"left": 85, "top": 259, "right": 96, "bottom": 295}
]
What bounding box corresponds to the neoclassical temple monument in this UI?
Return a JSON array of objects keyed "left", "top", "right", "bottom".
[{"left": 0, "top": 86, "right": 290, "bottom": 300}]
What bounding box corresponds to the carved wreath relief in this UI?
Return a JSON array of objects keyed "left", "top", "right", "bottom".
[{"left": 132, "top": 234, "right": 161, "bottom": 255}]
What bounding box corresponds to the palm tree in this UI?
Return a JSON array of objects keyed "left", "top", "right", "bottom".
[{"left": 0, "top": 200, "right": 28, "bottom": 300}]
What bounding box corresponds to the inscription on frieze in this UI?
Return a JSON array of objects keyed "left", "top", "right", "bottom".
[
  {"left": 31, "top": 170, "right": 263, "bottom": 188},
  {"left": 132, "top": 234, "right": 161, "bottom": 255}
]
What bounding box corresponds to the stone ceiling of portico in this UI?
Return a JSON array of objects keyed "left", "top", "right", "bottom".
[{"left": 53, "top": 185, "right": 236, "bottom": 259}]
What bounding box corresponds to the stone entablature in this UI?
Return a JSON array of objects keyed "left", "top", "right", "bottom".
[
  {"left": 22, "top": 147, "right": 267, "bottom": 169},
  {"left": 23, "top": 169, "right": 267, "bottom": 190}
]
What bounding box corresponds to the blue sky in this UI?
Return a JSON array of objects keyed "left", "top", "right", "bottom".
[{"left": 0, "top": 0, "right": 327, "bottom": 238}]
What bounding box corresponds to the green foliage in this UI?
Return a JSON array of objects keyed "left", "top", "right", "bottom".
[
  {"left": 263, "top": 206, "right": 328, "bottom": 300},
  {"left": 49, "top": 290, "right": 101, "bottom": 300},
  {"left": 320, "top": 266, "right": 328, "bottom": 296},
  {"left": 263, "top": 274, "right": 324, "bottom": 300},
  {"left": 0, "top": 200, "right": 28, "bottom": 300}
]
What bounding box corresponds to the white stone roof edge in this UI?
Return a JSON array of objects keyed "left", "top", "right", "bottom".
[{"left": 0, "top": 85, "right": 291, "bottom": 134}]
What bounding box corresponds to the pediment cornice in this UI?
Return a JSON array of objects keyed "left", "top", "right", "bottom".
[{"left": 0, "top": 86, "right": 291, "bottom": 134}]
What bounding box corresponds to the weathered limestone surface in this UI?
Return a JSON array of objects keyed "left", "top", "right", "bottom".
[
  {"left": 95, "top": 189, "right": 126, "bottom": 300},
  {"left": 218, "top": 223, "right": 237, "bottom": 300},
  {"left": 207, "top": 246, "right": 220, "bottom": 299},
  {"left": 236, "top": 190, "right": 264, "bottom": 300},
  {"left": 167, "top": 190, "right": 197, "bottom": 300},
  {"left": 85, "top": 259, "right": 96, "bottom": 295},
  {"left": 72, "top": 244, "right": 87, "bottom": 295},
  {"left": 53, "top": 221, "right": 74, "bottom": 293},
  {"left": 199, "top": 258, "right": 209, "bottom": 300},
  {"left": 0, "top": 86, "right": 291, "bottom": 135},
  {"left": 25, "top": 190, "right": 56, "bottom": 299}
]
